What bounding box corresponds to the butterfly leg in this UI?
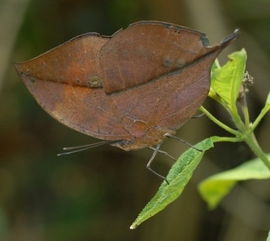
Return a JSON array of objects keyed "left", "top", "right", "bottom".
[
  {"left": 191, "top": 112, "right": 205, "bottom": 119},
  {"left": 148, "top": 147, "right": 176, "bottom": 161},
  {"left": 147, "top": 144, "right": 169, "bottom": 184},
  {"left": 165, "top": 133, "right": 202, "bottom": 152}
]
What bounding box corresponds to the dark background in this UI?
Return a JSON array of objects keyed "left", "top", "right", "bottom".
[{"left": 0, "top": 0, "right": 270, "bottom": 240}]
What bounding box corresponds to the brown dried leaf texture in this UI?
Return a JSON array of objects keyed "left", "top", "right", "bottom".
[
  {"left": 100, "top": 21, "right": 215, "bottom": 94},
  {"left": 17, "top": 33, "right": 110, "bottom": 88},
  {"left": 15, "top": 21, "right": 238, "bottom": 151}
]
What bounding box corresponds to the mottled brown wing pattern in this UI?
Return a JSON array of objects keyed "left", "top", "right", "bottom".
[
  {"left": 154, "top": 51, "right": 220, "bottom": 130},
  {"left": 16, "top": 21, "right": 239, "bottom": 151},
  {"left": 99, "top": 21, "right": 211, "bottom": 94},
  {"left": 17, "top": 33, "right": 109, "bottom": 88},
  {"left": 18, "top": 71, "right": 132, "bottom": 141}
]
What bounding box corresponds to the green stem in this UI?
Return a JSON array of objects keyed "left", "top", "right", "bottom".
[
  {"left": 230, "top": 106, "right": 246, "bottom": 132},
  {"left": 230, "top": 104, "right": 270, "bottom": 170},
  {"left": 244, "top": 133, "right": 270, "bottom": 170},
  {"left": 200, "top": 106, "right": 240, "bottom": 136},
  {"left": 241, "top": 90, "right": 251, "bottom": 127},
  {"left": 213, "top": 136, "right": 242, "bottom": 143},
  {"left": 251, "top": 105, "right": 270, "bottom": 132},
  {"left": 242, "top": 104, "right": 250, "bottom": 127},
  {"left": 201, "top": 104, "right": 270, "bottom": 170}
]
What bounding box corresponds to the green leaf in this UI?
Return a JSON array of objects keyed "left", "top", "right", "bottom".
[
  {"left": 267, "top": 230, "right": 270, "bottom": 241},
  {"left": 198, "top": 155, "right": 270, "bottom": 209},
  {"left": 130, "top": 137, "right": 216, "bottom": 229},
  {"left": 209, "top": 49, "right": 247, "bottom": 112},
  {"left": 209, "top": 60, "right": 222, "bottom": 101},
  {"left": 211, "top": 59, "right": 221, "bottom": 74}
]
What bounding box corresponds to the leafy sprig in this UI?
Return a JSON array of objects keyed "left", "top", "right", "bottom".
[{"left": 130, "top": 49, "right": 270, "bottom": 235}]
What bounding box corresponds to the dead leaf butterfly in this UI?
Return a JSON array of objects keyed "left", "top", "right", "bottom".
[{"left": 16, "top": 21, "right": 239, "bottom": 180}]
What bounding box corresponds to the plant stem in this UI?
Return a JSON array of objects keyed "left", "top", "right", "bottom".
[
  {"left": 244, "top": 133, "right": 270, "bottom": 170},
  {"left": 199, "top": 106, "right": 240, "bottom": 136},
  {"left": 251, "top": 104, "right": 270, "bottom": 132},
  {"left": 241, "top": 104, "right": 250, "bottom": 127},
  {"left": 201, "top": 104, "right": 270, "bottom": 170},
  {"left": 213, "top": 136, "right": 242, "bottom": 143},
  {"left": 241, "top": 89, "right": 251, "bottom": 127},
  {"left": 230, "top": 104, "right": 270, "bottom": 170},
  {"left": 230, "top": 105, "right": 246, "bottom": 132}
]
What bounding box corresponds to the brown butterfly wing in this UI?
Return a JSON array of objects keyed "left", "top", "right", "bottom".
[
  {"left": 16, "top": 24, "right": 239, "bottom": 150},
  {"left": 16, "top": 33, "right": 109, "bottom": 88},
  {"left": 16, "top": 34, "right": 132, "bottom": 141},
  {"left": 107, "top": 50, "right": 217, "bottom": 150},
  {"left": 100, "top": 21, "right": 212, "bottom": 94},
  {"left": 153, "top": 51, "right": 217, "bottom": 130},
  {"left": 104, "top": 30, "right": 239, "bottom": 150},
  {"left": 155, "top": 29, "right": 240, "bottom": 130}
]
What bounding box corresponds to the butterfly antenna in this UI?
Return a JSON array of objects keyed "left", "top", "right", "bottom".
[
  {"left": 57, "top": 141, "right": 110, "bottom": 156},
  {"left": 165, "top": 133, "right": 202, "bottom": 152},
  {"left": 62, "top": 141, "right": 108, "bottom": 151},
  {"left": 147, "top": 144, "right": 169, "bottom": 184},
  {"left": 57, "top": 146, "right": 98, "bottom": 156}
]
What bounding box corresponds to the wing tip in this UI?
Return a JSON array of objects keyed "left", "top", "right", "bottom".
[{"left": 220, "top": 28, "right": 240, "bottom": 48}]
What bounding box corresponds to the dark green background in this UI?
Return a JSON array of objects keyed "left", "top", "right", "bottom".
[{"left": 0, "top": 0, "right": 270, "bottom": 240}]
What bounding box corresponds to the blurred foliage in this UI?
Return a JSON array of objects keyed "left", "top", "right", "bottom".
[{"left": 0, "top": 0, "right": 269, "bottom": 241}]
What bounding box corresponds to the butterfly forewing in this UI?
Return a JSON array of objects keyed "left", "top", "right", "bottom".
[
  {"left": 16, "top": 21, "right": 239, "bottom": 150},
  {"left": 99, "top": 21, "right": 214, "bottom": 94}
]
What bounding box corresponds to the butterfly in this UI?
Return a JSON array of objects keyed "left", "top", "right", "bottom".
[{"left": 16, "top": 21, "right": 239, "bottom": 181}]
